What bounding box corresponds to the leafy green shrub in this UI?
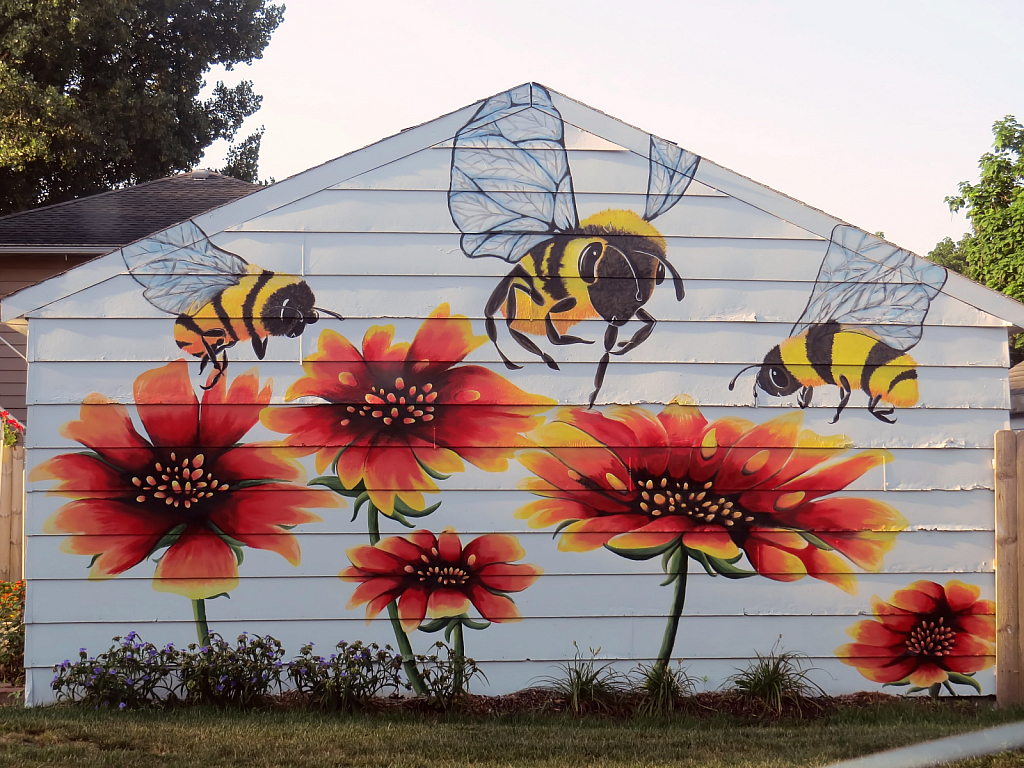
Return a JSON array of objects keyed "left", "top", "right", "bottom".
[
  {"left": 51, "top": 632, "right": 178, "bottom": 709},
  {"left": 178, "top": 632, "right": 286, "bottom": 708},
  {"left": 634, "top": 660, "right": 702, "bottom": 715},
  {"left": 724, "top": 640, "right": 825, "bottom": 714},
  {"left": 288, "top": 640, "right": 407, "bottom": 711},
  {"left": 537, "top": 643, "right": 629, "bottom": 714},
  {"left": 0, "top": 580, "right": 25, "bottom": 684},
  {"left": 416, "top": 641, "right": 485, "bottom": 710}
]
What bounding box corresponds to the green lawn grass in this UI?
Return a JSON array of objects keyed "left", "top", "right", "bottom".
[{"left": 0, "top": 700, "right": 1023, "bottom": 767}]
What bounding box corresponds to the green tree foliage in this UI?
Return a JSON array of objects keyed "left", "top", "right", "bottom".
[
  {"left": 0, "top": 0, "right": 284, "bottom": 214},
  {"left": 930, "top": 117, "right": 1024, "bottom": 300},
  {"left": 219, "top": 126, "right": 270, "bottom": 185}
]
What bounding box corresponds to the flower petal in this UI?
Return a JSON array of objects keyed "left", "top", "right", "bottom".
[
  {"left": 715, "top": 411, "right": 802, "bottom": 492},
  {"left": 152, "top": 525, "right": 239, "bottom": 600},
  {"left": 426, "top": 588, "right": 472, "bottom": 619},
  {"left": 133, "top": 361, "right": 200, "bottom": 448},
  {"left": 407, "top": 303, "right": 488, "bottom": 376},
  {"left": 44, "top": 499, "right": 170, "bottom": 577},
  {"left": 476, "top": 563, "right": 543, "bottom": 593},
  {"left": 559, "top": 515, "right": 650, "bottom": 552},
  {"left": 468, "top": 583, "right": 522, "bottom": 623},
  {"left": 463, "top": 533, "right": 526, "bottom": 567},
  {"left": 199, "top": 367, "right": 271, "bottom": 448},
  {"left": 907, "top": 663, "right": 948, "bottom": 688},
  {"left": 58, "top": 397, "right": 154, "bottom": 474},
  {"left": 944, "top": 580, "right": 983, "bottom": 613},
  {"left": 397, "top": 585, "right": 429, "bottom": 632}
]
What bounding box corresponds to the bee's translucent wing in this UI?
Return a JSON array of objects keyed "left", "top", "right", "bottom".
[
  {"left": 645, "top": 136, "right": 701, "bottom": 221},
  {"left": 449, "top": 83, "right": 578, "bottom": 262},
  {"left": 121, "top": 220, "right": 248, "bottom": 315},
  {"left": 793, "top": 225, "right": 948, "bottom": 352}
]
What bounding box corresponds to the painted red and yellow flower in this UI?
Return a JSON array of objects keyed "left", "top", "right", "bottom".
[
  {"left": 261, "top": 303, "right": 554, "bottom": 515},
  {"left": 32, "top": 361, "right": 340, "bottom": 600},
  {"left": 341, "top": 527, "right": 542, "bottom": 632},
  {"left": 515, "top": 396, "right": 907, "bottom": 594},
  {"left": 836, "top": 580, "right": 995, "bottom": 692}
]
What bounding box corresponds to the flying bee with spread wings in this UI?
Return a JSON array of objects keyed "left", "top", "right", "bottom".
[
  {"left": 122, "top": 220, "right": 342, "bottom": 387},
  {"left": 729, "top": 225, "right": 948, "bottom": 424},
  {"left": 448, "top": 83, "right": 700, "bottom": 407}
]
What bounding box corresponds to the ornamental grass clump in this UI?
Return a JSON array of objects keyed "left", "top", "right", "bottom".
[
  {"left": 51, "top": 632, "right": 178, "bottom": 709},
  {"left": 178, "top": 632, "right": 286, "bottom": 709},
  {"left": 0, "top": 580, "right": 25, "bottom": 684},
  {"left": 537, "top": 643, "right": 629, "bottom": 714},
  {"left": 634, "top": 660, "right": 702, "bottom": 715},
  {"left": 287, "top": 640, "right": 407, "bottom": 711},
  {"left": 724, "top": 641, "right": 826, "bottom": 715}
]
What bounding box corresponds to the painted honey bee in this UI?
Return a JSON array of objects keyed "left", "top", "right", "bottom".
[
  {"left": 122, "top": 220, "right": 342, "bottom": 386},
  {"left": 448, "top": 83, "right": 700, "bottom": 406},
  {"left": 729, "top": 225, "right": 948, "bottom": 424}
]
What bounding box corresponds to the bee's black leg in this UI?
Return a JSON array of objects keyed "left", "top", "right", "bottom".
[
  {"left": 589, "top": 324, "right": 619, "bottom": 409},
  {"left": 830, "top": 375, "right": 852, "bottom": 424},
  {"left": 798, "top": 386, "right": 813, "bottom": 409},
  {"left": 544, "top": 297, "right": 593, "bottom": 346},
  {"left": 251, "top": 335, "right": 268, "bottom": 360},
  {"left": 868, "top": 394, "right": 897, "bottom": 424},
  {"left": 506, "top": 284, "right": 558, "bottom": 369},
  {"left": 611, "top": 308, "right": 656, "bottom": 356},
  {"left": 485, "top": 266, "right": 533, "bottom": 370}
]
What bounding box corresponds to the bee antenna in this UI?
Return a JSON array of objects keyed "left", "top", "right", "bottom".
[
  {"left": 313, "top": 306, "right": 345, "bottom": 321},
  {"left": 636, "top": 249, "right": 684, "bottom": 301},
  {"left": 728, "top": 364, "right": 760, "bottom": 392}
]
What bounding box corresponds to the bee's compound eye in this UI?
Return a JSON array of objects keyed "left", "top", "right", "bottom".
[
  {"left": 281, "top": 306, "right": 302, "bottom": 322},
  {"left": 578, "top": 242, "right": 603, "bottom": 284},
  {"left": 769, "top": 367, "right": 790, "bottom": 389}
]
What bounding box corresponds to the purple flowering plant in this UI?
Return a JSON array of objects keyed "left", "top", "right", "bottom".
[{"left": 287, "top": 640, "right": 407, "bottom": 711}]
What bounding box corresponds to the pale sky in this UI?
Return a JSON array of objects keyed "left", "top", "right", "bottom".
[{"left": 200, "top": 0, "right": 1024, "bottom": 257}]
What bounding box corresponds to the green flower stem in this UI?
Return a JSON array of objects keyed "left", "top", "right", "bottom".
[
  {"left": 192, "top": 599, "right": 210, "bottom": 645},
  {"left": 656, "top": 548, "right": 689, "bottom": 668},
  {"left": 367, "top": 502, "right": 427, "bottom": 695},
  {"left": 453, "top": 619, "right": 466, "bottom": 693}
]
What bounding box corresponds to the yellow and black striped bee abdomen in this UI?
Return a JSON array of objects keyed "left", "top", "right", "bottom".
[
  {"left": 778, "top": 322, "right": 919, "bottom": 408},
  {"left": 173, "top": 269, "right": 318, "bottom": 361}
]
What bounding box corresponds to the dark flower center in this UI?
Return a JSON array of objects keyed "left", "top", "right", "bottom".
[
  {"left": 634, "top": 476, "right": 751, "bottom": 528},
  {"left": 404, "top": 548, "right": 470, "bottom": 588},
  {"left": 131, "top": 452, "right": 228, "bottom": 512},
  {"left": 343, "top": 377, "right": 437, "bottom": 427},
  {"left": 905, "top": 616, "right": 955, "bottom": 657}
]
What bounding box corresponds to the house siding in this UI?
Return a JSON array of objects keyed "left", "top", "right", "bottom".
[
  {"left": 0, "top": 253, "right": 94, "bottom": 423},
  {"left": 17, "top": 87, "right": 1011, "bottom": 703}
]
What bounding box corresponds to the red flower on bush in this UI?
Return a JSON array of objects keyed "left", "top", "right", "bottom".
[
  {"left": 515, "top": 397, "right": 906, "bottom": 593},
  {"left": 32, "top": 361, "right": 340, "bottom": 600},
  {"left": 262, "top": 303, "right": 554, "bottom": 515},
  {"left": 836, "top": 580, "right": 995, "bottom": 693},
  {"left": 341, "top": 527, "right": 542, "bottom": 632}
]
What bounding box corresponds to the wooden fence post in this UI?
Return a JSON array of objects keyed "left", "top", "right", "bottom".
[
  {"left": 10, "top": 446, "right": 24, "bottom": 579},
  {"left": 996, "top": 430, "right": 1021, "bottom": 705},
  {"left": 0, "top": 442, "right": 12, "bottom": 583}
]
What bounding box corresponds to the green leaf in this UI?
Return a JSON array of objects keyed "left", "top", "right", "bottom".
[
  {"left": 207, "top": 592, "right": 231, "bottom": 601},
  {"left": 417, "top": 459, "right": 452, "bottom": 481},
  {"left": 309, "top": 476, "right": 361, "bottom": 497},
  {"left": 700, "top": 553, "right": 757, "bottom": 579},
  {"left": 605, "top": 535, "right": 680, "bottom": 562},
  {"left": 393, "top": 496, "right": 442, "bottom": 519},
  {"left": 691, "top": 549, "right": 718, "bottom": 577},
  {"left": 947, "top": 672, "right": 983, "bottom": 694},
  {"left": 462, "top": 618, "right": 491, "bottom": 631},
  {"left": 797, "top": 531, "right": 835, "bottom": 552},
  {"left": 418, "top": 618, "right": 449, "bottom": 634}
]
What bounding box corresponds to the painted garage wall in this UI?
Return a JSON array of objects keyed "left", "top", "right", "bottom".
[{"left": 16, "top": 84, "right": 1010, "bottom": 703}]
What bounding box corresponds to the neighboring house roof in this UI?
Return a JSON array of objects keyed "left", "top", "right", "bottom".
[
  {"left": 4, "top": 82, "right": 1024, "bottom": 332},
  {"left": 0, "top": 171, "right": 258, "bottom": 253}
]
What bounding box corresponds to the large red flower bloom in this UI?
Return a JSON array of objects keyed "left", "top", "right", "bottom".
[
  {"left": 836, "top": 580, "right": 995, "bottom": 689},
  {"left": 515, "top": 397, "right": 906, "bottom": 594},
  {"left": 261, "top": 303, "right": 554, "bottom": 515},
  {"left": 341, "top": 527, "right": 542, "bottom": 632},
  {"left": 32, "top": 361, "right": 340, "bottom": 600}
]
